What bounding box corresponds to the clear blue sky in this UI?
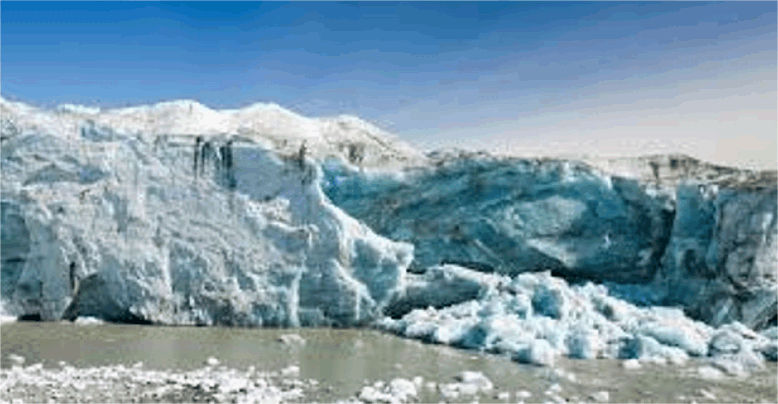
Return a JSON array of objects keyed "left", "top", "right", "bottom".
[{"left": 2, "top": 2, "right": 776, "bottom": 167}]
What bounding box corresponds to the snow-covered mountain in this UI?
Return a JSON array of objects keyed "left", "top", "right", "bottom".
[{"left": 1, "top": 97, "right": 776, "bottom": 372}]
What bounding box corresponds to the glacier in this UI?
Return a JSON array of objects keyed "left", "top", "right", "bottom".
[
  {"left": 1, "top": 97, "right": 776, "bottom": 374},
  {"left": 1, "top": 98, "right": 414, "bottom": 326},
  {"left": 322, "top": 150, "right": 777, "bottom": 331}
]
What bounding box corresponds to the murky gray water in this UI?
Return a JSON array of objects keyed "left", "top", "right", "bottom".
[{"left": 2, "top": 321, "right": 776, "bottom": 403}]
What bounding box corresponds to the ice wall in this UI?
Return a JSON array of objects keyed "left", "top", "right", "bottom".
[
  {"left": 0, "top": 108, "right": 413, "bottom": 326},
  {"left": 323, "top": 151, "right": 777, "bottom": 330},
  {"left": 323, "top": 151, "right": 675, "bottom": 284},
  {"left": 658, "top": 180, "right": 777, "bottom": 330}
]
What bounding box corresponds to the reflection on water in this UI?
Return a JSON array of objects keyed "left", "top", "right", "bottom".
[{"left": 2, "top": 321, "right": 776, "bottom": 403}]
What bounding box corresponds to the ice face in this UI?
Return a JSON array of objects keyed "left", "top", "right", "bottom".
[
  {"left": 0, "top": 100, "right": 414, "bottom": 327},
  {"left": 322, "top": 156, "right": 673, "bottom": 284},
  {"left": 659, "top": 183, "right": 778, "bottom": 330},
  {"left": 322, "top": 153, "right": 777, "bottom": 331}
]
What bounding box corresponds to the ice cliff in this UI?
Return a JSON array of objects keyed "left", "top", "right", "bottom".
[
  {"left": 322, "top": 150, "right": 777, "bottom": 331},
  {"left": 1, "top": 98, "right": 414, "bottom": 326}
]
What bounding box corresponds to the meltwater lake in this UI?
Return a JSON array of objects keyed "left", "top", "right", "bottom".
[{"left": 2, "top": 321, "right": 776, "bottom": 403}]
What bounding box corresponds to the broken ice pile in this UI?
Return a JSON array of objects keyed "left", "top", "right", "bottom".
[{"left": 378, "top": 265, "right": 777, "bottom": 372}]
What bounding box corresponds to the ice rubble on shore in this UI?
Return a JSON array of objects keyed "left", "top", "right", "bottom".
[
  {"left": 378, "top": 265, "right": 777, "bottom": 371},
  {"left": 0, "top": 361, "right": 312, "bottom": 404}
]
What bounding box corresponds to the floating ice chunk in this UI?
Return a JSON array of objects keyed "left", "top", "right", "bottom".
[
  {"left": 74, "top": 316, "right": 106, "bottom": 325},
  {"left": 278, "top": 334, "right": 306, "bottom": 346},
  {"left": 281, "top": 365, "right": 300, "bottom": 377},
  {"left": 698, "top": 389, "right": 716, "bottom": 400},
  {"left": 454, "top": 371, "right": 493, "bottom": 392},
  {"left": 590, "top": 391, "right": 610, "bottom": 402},
  {"left": 439, "top": 383, "right": 461, "bottom": 400},
  {"left": 388, "top": 378, "right": 417, "bottom": 402},
  {"left": 0, "top": 314, "right": 17, "bottom": 324},
  {"left": 218, "top": 377, "right": 250, "bottom": 394},
  {"left": 206, "top": 357, "right": 219, "bottom": 366},
  {"left": 356, "top": 378, "right": 417, "bottom": 403},
  {"left": 622, "top": 359, "right": 641, "bottom": 370},
  {"left": 358, "top": 386, "right": 393, "bottom": 403},
  {"left": 457, "top": 382, "right": 479, "bottom": 396},
  {"left": 9, "top": 354, "right": 25, "bottom": 365},
  {"left": 516, "top": 390, "right": 532, "bottom": 399}
]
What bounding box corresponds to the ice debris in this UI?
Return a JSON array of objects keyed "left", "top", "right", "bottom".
[
  {"left": 454, "top": 371, "right": 493, "bottom": 392},
  {"left": 278, "top": 334, "right": 306, "bottom": 346},
  {"left": 590, "top": 390, "right": 610, "bottom": 402},
  {"left": 378, "top": 267, "right": 775, "bottom": 373},
  {"left": 0, "top": 361, "right": 311, "bottom": 404},
  {"left": 8, "top": 354, "right": 25, "bottom": 366},
  {"left": 356, "top": 378, "right": 417, "bottom": 404},
  {"left": 621, "top": 359, "right": 641, "bottom": 370}
]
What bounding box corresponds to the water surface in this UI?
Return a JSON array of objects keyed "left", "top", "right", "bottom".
[{"left": 2, "top": 321, "right": 776, "bottom": 403}]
